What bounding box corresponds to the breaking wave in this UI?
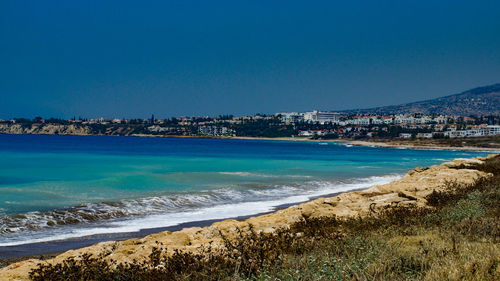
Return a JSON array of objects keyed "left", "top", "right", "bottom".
[
  {"left": 0, "top": 174, "right": 401, "bottom": 246},
  {"left": 217, "top": 172, "right": 311, "bottom": 178}
]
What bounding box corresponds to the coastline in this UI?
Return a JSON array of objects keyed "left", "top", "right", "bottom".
[
  {"left": 0, "top": 187, "right": 367, "bottom": 265},
  {"left": 1, "top": 154, "right": 497, "bottom": 280},
  {"left": 2, "top": 132, "right": 499, "bottom": 152},
  {"left": 108, "top": 134, "right": 500, "bottom": 153},
  {"left": 328, "top": 139, "right": 500, "bottom": 152}
]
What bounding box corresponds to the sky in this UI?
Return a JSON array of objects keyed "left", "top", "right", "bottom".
[{"left": 1, "top": 0, "right": 499, "bottom": 119}]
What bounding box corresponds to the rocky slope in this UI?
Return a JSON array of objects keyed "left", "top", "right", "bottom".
[
  {"left": 0, "top": 124, "right": 91, "bottom": 135},
  {"left": 0, "top": 155, "right": 496, "bottom": 280},
  {"left": 343, "top": 83, "right": 500, "bottom": 116},
  {"left": 0, "top": 123, "right": 141, "bottom": 136}
]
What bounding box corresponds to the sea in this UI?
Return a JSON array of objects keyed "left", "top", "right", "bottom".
[{"left": 0, "top": 134, "right": 491, "bottom": 257}]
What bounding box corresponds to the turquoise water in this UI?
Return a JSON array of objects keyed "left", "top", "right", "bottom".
[{"left": 0, "top": 134, "right": 491, "bottom": 246}]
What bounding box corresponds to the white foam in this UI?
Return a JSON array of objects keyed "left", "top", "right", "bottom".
[
  {"left": 218, "top": 171, "right": 253, "bottom": 176},
  {"left": 0, "top": 174, "right": 400, "bottom": 247},
  {"left": 217, "top": 172, "right": 311, "bottom": 178}
]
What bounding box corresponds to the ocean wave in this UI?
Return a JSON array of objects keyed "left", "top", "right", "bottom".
[
  {"left": 217, "top": 172, "right": 311, "bottom": 178},
  {"left": 0, "top": 192, "right": 237, "bottom": 235},
  {"left": 218, "top": 171, "right": 253, "bottom": 176},
  {"left": 0, "top": 174, "right": 401, "bottom": 246}
]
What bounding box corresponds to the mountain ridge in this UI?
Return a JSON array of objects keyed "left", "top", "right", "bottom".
[{"left": 340, "top": 83, "right": 500, "bottom": 116}]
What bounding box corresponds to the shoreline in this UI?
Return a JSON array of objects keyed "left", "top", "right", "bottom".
[
  {"left": 328, "top": 139, "right": 500, "bottom": 152},
  {"left": 226, "top": 136, "right": 500, "bottom": 152},
  {"left": 3, "top": 132, "right": 499, "bottom": 152},
  {"left": 0, "top": 187, "right": 367, "bottom": 265},
  {"left": 0, "top": 173, "right": 400, "bottom": 253},
  {"left": 0, "top": 154, "right": 497, "bottom": 280}
]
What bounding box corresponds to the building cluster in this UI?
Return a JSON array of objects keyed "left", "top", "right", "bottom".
[
  {"left": 2, "top": 110, "right": 499, "bottom": 139},
  {"left": 298, "top": 126, "right": 373, "bottom": 138},
  {"left": 404, "top": 125, "right": 500, "bottom": 139},
  {"left": 278, "top": 111, "right": 449, "bottom": 126},
  {"left": 278, "top": 110, "right": 500, "bottom": 138},
  {"left": 278, "top": 111, "right": 340, "bottom": 124},
  {"left": 147, "top": 126, "right": 191, "bottom": 135},
  {"left": 197, "top": 126, "right": 235, "bottom": 136}
]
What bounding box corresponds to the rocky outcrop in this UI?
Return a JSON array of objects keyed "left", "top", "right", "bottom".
[
  {"left": 0, "top": 155, "right": 496, "bottom": 280},
  {"left": 0, "top": 124, "right": 91, "bottom": 135},
  {"left": 0, "top": 123, "right": 145, "bottom": 136}
]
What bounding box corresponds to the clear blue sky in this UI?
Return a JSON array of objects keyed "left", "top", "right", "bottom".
[{"left": 1, "top": 0, "right": 499, "bottom": 119}]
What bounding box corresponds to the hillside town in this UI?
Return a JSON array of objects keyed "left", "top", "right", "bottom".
[
  {"left": 278, "top": 110, "right": 500, "bottom": 139},
  {"left": 1, "top": 110, "right": 499, "bottom": 140}
]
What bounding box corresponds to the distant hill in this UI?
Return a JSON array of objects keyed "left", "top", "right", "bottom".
[{"left": 342, "top": 83, "right": 500, "bottom": 116}]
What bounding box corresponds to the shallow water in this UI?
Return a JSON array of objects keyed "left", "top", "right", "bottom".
[{"left": 0, "top": 134, "right": 490, "bottom": 247}]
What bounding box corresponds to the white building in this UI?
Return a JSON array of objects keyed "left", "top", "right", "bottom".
[
  {"left": 278, "top": 112, "right": 304, "bottom": 124},
  {"left": 353, "top": 117, "right": 370, "bottom": 125},
  {"left": 281, "top": 110, "right": 340, "bottom": 124},
  {"left": 303, "top": 111, "right": 339, "bottom": 124},
  {"left": 313, "top": 111, "right": 340, "bottom": 124},
  {"left": 433, "top": 116, "right": 447, "bottom": 124},
  {"left": 383, "top": 117, "right": 393, "bottom": 124},
  {"left": 416, "top": 133, "right": 433, "bottom": 139},
  {"left": 415, "top": 116, "right": 432, "bottom": 124},
  {"left": 443, "top": 125, "right": 500, "bottom": 138},
  {"left": 298, "top": 130, "right": 327, "bottom": 136},
  {"left": 486, "top": 125, "right": 500, "bottom": 135},
  {"left": 198, "top": 126, "right": 234, "bottom": 136},
  {"left": 370, "top": 117, "right": 384, "bottom": 125},
  {"left": 399, "top": 133, "right": 412, "bottom": 139}
]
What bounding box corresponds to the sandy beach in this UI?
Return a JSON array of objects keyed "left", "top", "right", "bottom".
[
  {"left": 133, "top": 135, "right": 500, "bottom": 153},
  {"left": 1, "top": 154, "right": 496, "bottom": 280},
  {"left": 229, "top": 136, "right": 500, "bottom": 153},
  {"left": 330, "top": 139, "right": 500, "bottom": 152}
]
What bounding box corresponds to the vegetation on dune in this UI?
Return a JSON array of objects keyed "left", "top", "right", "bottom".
[{"left": 29, "top": 156, "right": 500, "bottom": 281}]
